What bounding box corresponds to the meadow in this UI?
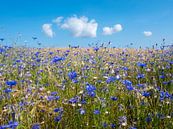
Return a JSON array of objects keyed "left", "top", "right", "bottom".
[{"left": 0, "top": 44, "right": 173, "bottom": 129}]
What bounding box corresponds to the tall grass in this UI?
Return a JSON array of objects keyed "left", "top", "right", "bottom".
[{"left": 0, "top": 44, "right": 173, "bottom": 129}]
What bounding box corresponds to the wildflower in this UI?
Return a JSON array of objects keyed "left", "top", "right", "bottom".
[
  {"left": 146, "top": 115, "right": 152, "bottom": 123},
  {"left": 110, "top": 96, "right": 118, "bottom": 101},
  {"left": 69, "top": 97, "right": 78, "bottom": 104},
  {"left": 93, "top": 47, "right": 99, "bottom": 52},
  {"left": 54, "top": 114, "right": 62, "bottom": 122},
  {"left": 52, "top": 56, "right": 64, "bottom": 63},
  {"left": 94, "top": 110, "right": 100, "bottom": 115},
  {"left": 85, "top": 83, "right": 96, "bottom": 97},
  {"left": 51, "top": 91, "right": 57, "bottom": 96},
  {"left": 142, "top": 91, "right": 150, "bottom": 97},
  {"left": 0, "top": 121, "right": 18, "bottom": 129},
  {"left": 160, "top": 91, "right": 165, "bottom": 101},
  {"left": 122, "top": 67, "right": 128, "bottom": 71},
  {"left": 49, "top": 52, "right": 54, "bottom": 55},
  {"left": 102, "top": 122, "right": 108, "bottom": 128},
  {"left": 85, "top": 84, "right": 96, "bottom": 92},
  {"left": 137, "top": 83, "right": 144, "bottom": 88},
  {"left": 54, "top": 108, "right": 60, "bottom": 112},
  {"left": 159, "top": 75, "right": 165, "bottom": 79},
  {"left": 6, "top": 80, "right": 17, "bottom": 87},
  {"left": 137, "top": 62, "right": 147, "bottom": 68},
  {"left": 81, "top": 99, "right": 87, "bottom": 104},
  {"left": 165, "top": 92, "right": 171, "bottom": 98},
  {"left": 47, "top": 96, "right": 55, "bottom": 101},
  {"left": 72, "top": 79, "right": 78, "bottom": 83},
  {"left": 68, "top": 71, "right": 77, "bottom": 80},
  {"left": 55, "top": 96, "right": 60, "bottom": 100},
  {"left": 31, "top": 123, "right": 40, "bottom": 129},
  {"left": 47, "top": 95, "right": 60, "bottom": 101},
  {"left": 110, "top": 123, "right": 116, "bottom": 128},
  {"left": 137, "top": 74, "right": 145, "bottom": 79},
  {"left": 79, "top": 108, "right": 86, "bottom": 115},
  {"left": 88, "top": 91, "right": 96, "bottom": 97},
  {"left": 123, "top": 80, "right": 134, "bottom": 91},
  {"left": 3, "top": 88, "right": 12, "bottom": 93},
  {"left": 106, "top": 76, "right": 116, "bottom": 83}
]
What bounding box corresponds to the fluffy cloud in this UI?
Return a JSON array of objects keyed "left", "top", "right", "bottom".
[
  {"left": 143, "top": 31, "right": 152, "bottom": 37},
  {"left": 42, "top": 24, "right": 54, "bottom": 38},
  {"left": 60, "top": 16, "right": 98, "bottom": 38},
  {"left": 53, "top": 16, "right": 64, "bottom": 25},
  {"left": 103, "top": 24, "right": 123, "bottom": 35}
]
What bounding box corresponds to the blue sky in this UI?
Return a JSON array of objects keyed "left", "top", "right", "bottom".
[{"left": 0, "top": 0, "right": 173, "bottom": 48}]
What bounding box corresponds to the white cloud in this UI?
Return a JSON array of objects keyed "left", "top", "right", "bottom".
[
  {"left": 60, "top": 16, "right": 98, "bottom": 38},
  {"left": 143, "top": 31, "right": 152, "bottom": 37},
  {"left": 42, "top": 24, "right": 54, "bottom": 38},
  {"left": 113, "top": 24, "right": 123, "bottom": 32},
  {"left": 103, "top": 27, "right": 114, "bottom": 35},
  {"left": 103, "top": 24, "right": 123, "bottom": 35},
  {"left": 53, "top": 16, "right": 64, "bottom": 25}
]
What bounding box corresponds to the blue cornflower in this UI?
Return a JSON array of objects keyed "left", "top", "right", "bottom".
[
  {"left": 81, "top": 99, "right": 87, "bottom": 104},
  {"left": 123, "top": 80, "right": 132, "bottom": 86},
  {"left": 137, "top": 83, "right": 144, "bottom": 88},
  {"left": 160, "top": 91, "right": 165, "bottom": 101},
  {"left": 106, "top": 76, "right": 116, "bottom": 83},
  {"left": 146, "top": 116, "right": 152, "bottom": 123},
  {"left": 35, "top": 52, "right": 40, "bottom": 57},
  {"left": 126, "top": 84, "right": 134, "bottom": 91},
  {"left": 165, "top": 92, "right": 171, "bottom": 98},
  {"left": 52, "top": 56, "right": 64, "bottom": 63},
  {"left": 79, "top": 108, "right": 86, "bottom": 115},
  {"left": 110, "top": 123, "right": 116, "bottom": 128},
  {"left": 85, "top": 84, "right": 96, "bottom": 92},
  {"left": 54, "top": 115, "right": 62, "bottom": 122},
  {"left": 137, "top": 62, "right": 147, "bottom": 67},
  {"left": 1, "top": 121, "right": 19, "bottom": 129},
  {"left": 69, "top": 97, "right": 78, "bottom": 104},
  {"left": 66, "top": 50, "right": 70, "bottom": 52},
  {"left": 93, "top": 47, "right": 99, "bottom": 52},
  {"left": 85, "top": 83, "right": 96, "bottom": 97},
  {"left": 72, "top": 79, "right": 78, "bottom": 83},
  {"left": 68, "top": 71, "right": 77, "bottom": 80},
  {"left": 3, "top": 88, "right": 12, "bottom": 93},
  {"left": 16, "top": 59, "right": 21, "bottom": 63},
  {"left": 55, "top": 96, "right": 60, "bottom": 100},
  {"left": 122, "top": 66, "right": 128, "bottom": 71},
  {"left": 6, "top": 80, "right": 17, "bottom": 87},
  {"left": 93, "top": 110, "right": 100, "bottom": 115},
  {"left": 49, "top": 52, "right": 54, "bottom": 55},
  {"left": 159, "top": 75, "right": 165, "bottom": 79},
  {"left": 137, "top": 74, "right": 145, "bottom": 79},
  {"left": 54, "top": 107, "right": 63, "bottom": 113},
  {"left": 88, "top": 91, "right": 96, "bottom": 97},
  {"left": 0, "top": 48, "right": 5, "bottom": 54},
  {"left": 31, "top": 123, "right": 40, "bottom": 129},
  {"left": 110, "top": 96, "right": 118, "bottom": 101},
  {"left": 47, "top": 96, "right": 55, "bottom": 101},
  {"left": 51, "top": 91, "right": 57, "bottom": 96},
  {"left": 142, "top": 91, "right": 151, "bottom": 97},
  {"left": 122, "top": 80, "right": 134, "bottom": 91},
  {"left": 54, "top": 108, "right": 60, "bottom": 113},
  {"left": 47, "top": 96, "right": 60, "bottom": 101},
  {"left": 102, "top": 122, "right": 108, "bottom": 128},
  {"left": 36, "top": 58, "right": 41, "bottom": 62}
]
